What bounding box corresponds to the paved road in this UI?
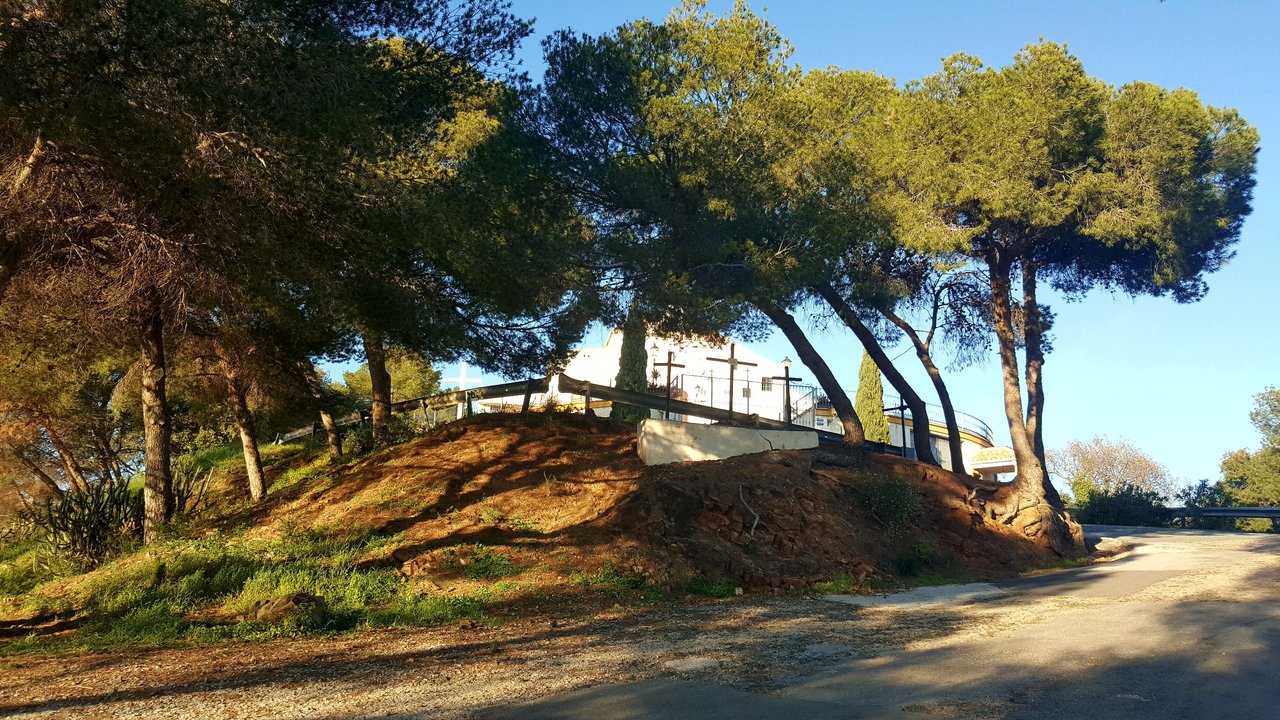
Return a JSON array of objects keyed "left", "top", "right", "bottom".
[{"left": 481, "top": 526, "right": 1280, "bottom": 720}]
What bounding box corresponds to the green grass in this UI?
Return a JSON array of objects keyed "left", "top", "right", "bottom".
[
  {"left": 0, "top": 539, "right": 70, "bottom": 599},
  {"left": 684, "top": 578, "right": 739, "bottom": 598},
  {"left": 185, "top": 441, "right": 303, "bottom": 476},
  {"left": 0, "top": 524, "right": 496, "bottom": 655},
  {"left": 271, "top": 456, "right": 334, "bottom": 493},
  {"left": 572, "top": 561, "right": 650, "bottom": 597},
  {"left": 442, "top": 545, "right": 522, "bottom": 580},
  {"left": 366, "top": 591, "right": 491, "bottom": 628},
  {"left": 811, "top": 574, "right": 861, "bottom": 594}
]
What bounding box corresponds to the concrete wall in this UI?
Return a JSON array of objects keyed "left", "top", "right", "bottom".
[{"left": 636, "top": 419, "right": 818, "bottom": 466}]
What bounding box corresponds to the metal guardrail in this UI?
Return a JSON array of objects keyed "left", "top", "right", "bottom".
[
  {"left": 1166, "top": 507, "right": 1280, "bottom": 520},
  {"left": 882, "top": 394, "right": 995, "bottom": 445},
  {"left": 674, "top": 372, "right": 996, "bottom": 445},
  {"left": 555, "top": 374, "right": 847, "bottom": 444},
  {"left": 275, "top": 373, "right": 879, "bottom": 448},
  {"left": 274, "top": 377, "right": 550, "bottom": 444}
]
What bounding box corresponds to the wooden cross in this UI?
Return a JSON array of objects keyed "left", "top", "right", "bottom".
[
  {"left": 769, "top": 358, "right": 804, "bottom": 425},
  {"left": 442, "top": 361, "right": 482, "bottom": 390},
  {"left": 653, "top": 350, "right": 685, "bottom": 419},
  {"left": 443, "top": 362, "right": 482, "bottom": 419},
  {"left": 706, "top": 342, "right": 757, "bottom": 415}
]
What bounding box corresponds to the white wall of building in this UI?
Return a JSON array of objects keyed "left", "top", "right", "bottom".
[
  {"left": 554, "top": 329, "right": 808, "bottom": 423},
  {"left": 476, "top": 327, "right": 1007, "bottom": 477}
]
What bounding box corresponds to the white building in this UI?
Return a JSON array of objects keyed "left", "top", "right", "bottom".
[
  {"left": 478, "top": 328, "right": 1013, "bottom": 479},
  {"left": 548, "top": 328, "right": 806, "bottom": 420}
]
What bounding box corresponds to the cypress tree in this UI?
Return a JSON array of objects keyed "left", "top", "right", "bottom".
[
  {"left": 855, "top": 350, "right": 891, "bottom": 444},
  {"left": 611, "top": 306, "right": 650, "bottom": 424}
]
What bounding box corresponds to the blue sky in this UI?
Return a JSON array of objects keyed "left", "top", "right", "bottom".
[{"left": 430, "top": 0, "right": 1279, "bottom": 486}]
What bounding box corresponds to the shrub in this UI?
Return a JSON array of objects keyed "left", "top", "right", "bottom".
[
  {"left": 572, "top": 561, "right": 645, "bottom": 595},
  {"left": 894, "top": 539, "right": 940, "bottom": 577},
  {"left": 341, "top": 416, "right": 423, "bottom": 456},
  {"left": 342, "top": 426, "right": 375, "bottom": 456},
  {"left": 685, "top": 578, "right": 738, "bottom": 597},
  {"left": 24, "top": 479, "right": 141, "bottom": 566},
  {"left": 378, "top": 415, "right": 423, "bottom": 447},
  {"left": 1074, "top": 483, "right": 1167, "bottom": 526},
  {"left": 171, "top": 455, "right": 212, "bottom": 516},
  {"left": 1172, "top": 480, "right": 1238, "bottom": 530},
  {"left": 852, "top": 473, "right": 923, "bottom": 537}
]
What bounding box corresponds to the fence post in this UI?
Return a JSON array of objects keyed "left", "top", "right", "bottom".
[
  {"left": 522, "top": 378, "right": 535, "bottom": 413},
  {"left": 584, "top": 383, "right": 593, "bottom": 415}
]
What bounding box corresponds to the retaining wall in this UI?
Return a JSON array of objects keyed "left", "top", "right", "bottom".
[{"left": 636, "top": 419, "right": 818, "bottom": 465}]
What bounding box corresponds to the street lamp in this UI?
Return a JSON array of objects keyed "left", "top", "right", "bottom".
[{"left": 771, "top": 357, "right": 802, "bottom": 425}]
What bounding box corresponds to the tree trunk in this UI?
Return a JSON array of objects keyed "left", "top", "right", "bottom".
[
  {"left": 224, "top": 369, "right": 266, "bottom": 501},
  {"left": 10, "top": 131, "right": 44, "bottom": 194},
  {"left": 362, "top": 332, "right": 392, "bottom": 442},
  {"left": 302, "top": 364, "right": 344, "bottom": 459},
  {"left": 95, "top": 434, "right": 125, "bottom": 484},
  {"left": 0, "top": 133, "right": 43, "bottom": 308},
  {"left": 215, "top": 340, "right": 266, "bottom": 500},
  {"left": 881, "top": 308, "right": 967, "bottom": 473},
  {"left": 319, "top": 410, "right": 343, "bottom": 458},
  {"left": 43, "top": 423, "right": 91, "bottom": 494},
  {"left": 753, "top": 299, "right": 865, "bottom": 445},
  {"left": 984, "top": 251, "right": 1079, "bottom": 555},
  {"left": 18, "top": 456, "right": 63, "bottom": 497},
  {"left": 1022, "top": 262, "right": 1049, "bottom": 464},
  {"left": 232, "top": 389, "right": 265, "bottom": 501},
  {"left": 139, "top": 303, "right": 174, "bottom": 543},
  {"left": 814, "top": 284, "right": 938, "bottom": 466}
]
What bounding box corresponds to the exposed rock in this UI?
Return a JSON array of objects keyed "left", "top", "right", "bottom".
[{"left": 241, "top": 592, "right": 326, "bottom": 625}]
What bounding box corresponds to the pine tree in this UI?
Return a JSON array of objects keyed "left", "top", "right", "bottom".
[
  {"left": 611, "top": 306, "right": 650, "bottom": 424},
  {"left": 855, "top": 351, "right": 891, "bottom": 444}
]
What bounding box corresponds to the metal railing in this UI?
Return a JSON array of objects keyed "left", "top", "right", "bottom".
[
  {"left": 1166, "top": 507, "right": 1280, "bottom": 520},
  {"left": 881, "top": 394, "right": 995, "bottom": 444},
  {"left": 670, "top": 373, "right": 995, "bottom": 445},
  {"left": 274, "top": 377, "right": 550, "bottom": 444},
  {"left": 274, "top": 373, "right": 861, "bottom": 447}
]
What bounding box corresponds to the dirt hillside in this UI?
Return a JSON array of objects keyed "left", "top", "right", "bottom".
[{"left": 220, "top": 413, "right": 1054, "bottom": 593}]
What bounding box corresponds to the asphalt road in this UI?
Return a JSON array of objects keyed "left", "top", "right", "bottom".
[{"left": 481, "top": 526, "right": 1280, "bottom": 720}]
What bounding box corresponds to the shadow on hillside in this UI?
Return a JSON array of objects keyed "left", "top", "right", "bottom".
[{"left": 209, "top": 413, "right": 640, "bottom": 544}]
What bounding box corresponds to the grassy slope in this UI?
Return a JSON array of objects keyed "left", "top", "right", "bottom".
[{"left": 0, "top": 413, "right": 1057, "bottom": 655}]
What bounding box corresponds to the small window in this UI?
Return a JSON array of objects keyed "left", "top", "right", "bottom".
[{"left": 761, "top": 378, "right": 773, "bottom": 392}]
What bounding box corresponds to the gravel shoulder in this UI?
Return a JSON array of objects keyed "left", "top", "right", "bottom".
[{"left": 4, "top": 526, "right": 1278, "bottom": 720}]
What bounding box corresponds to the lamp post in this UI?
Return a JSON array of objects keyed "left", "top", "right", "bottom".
[
  {"left": 769, "top": 357, "right": 803, "bottom": 425},
  {"left": 649, "top": 343, "right": 660, "bottom": 386}
]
